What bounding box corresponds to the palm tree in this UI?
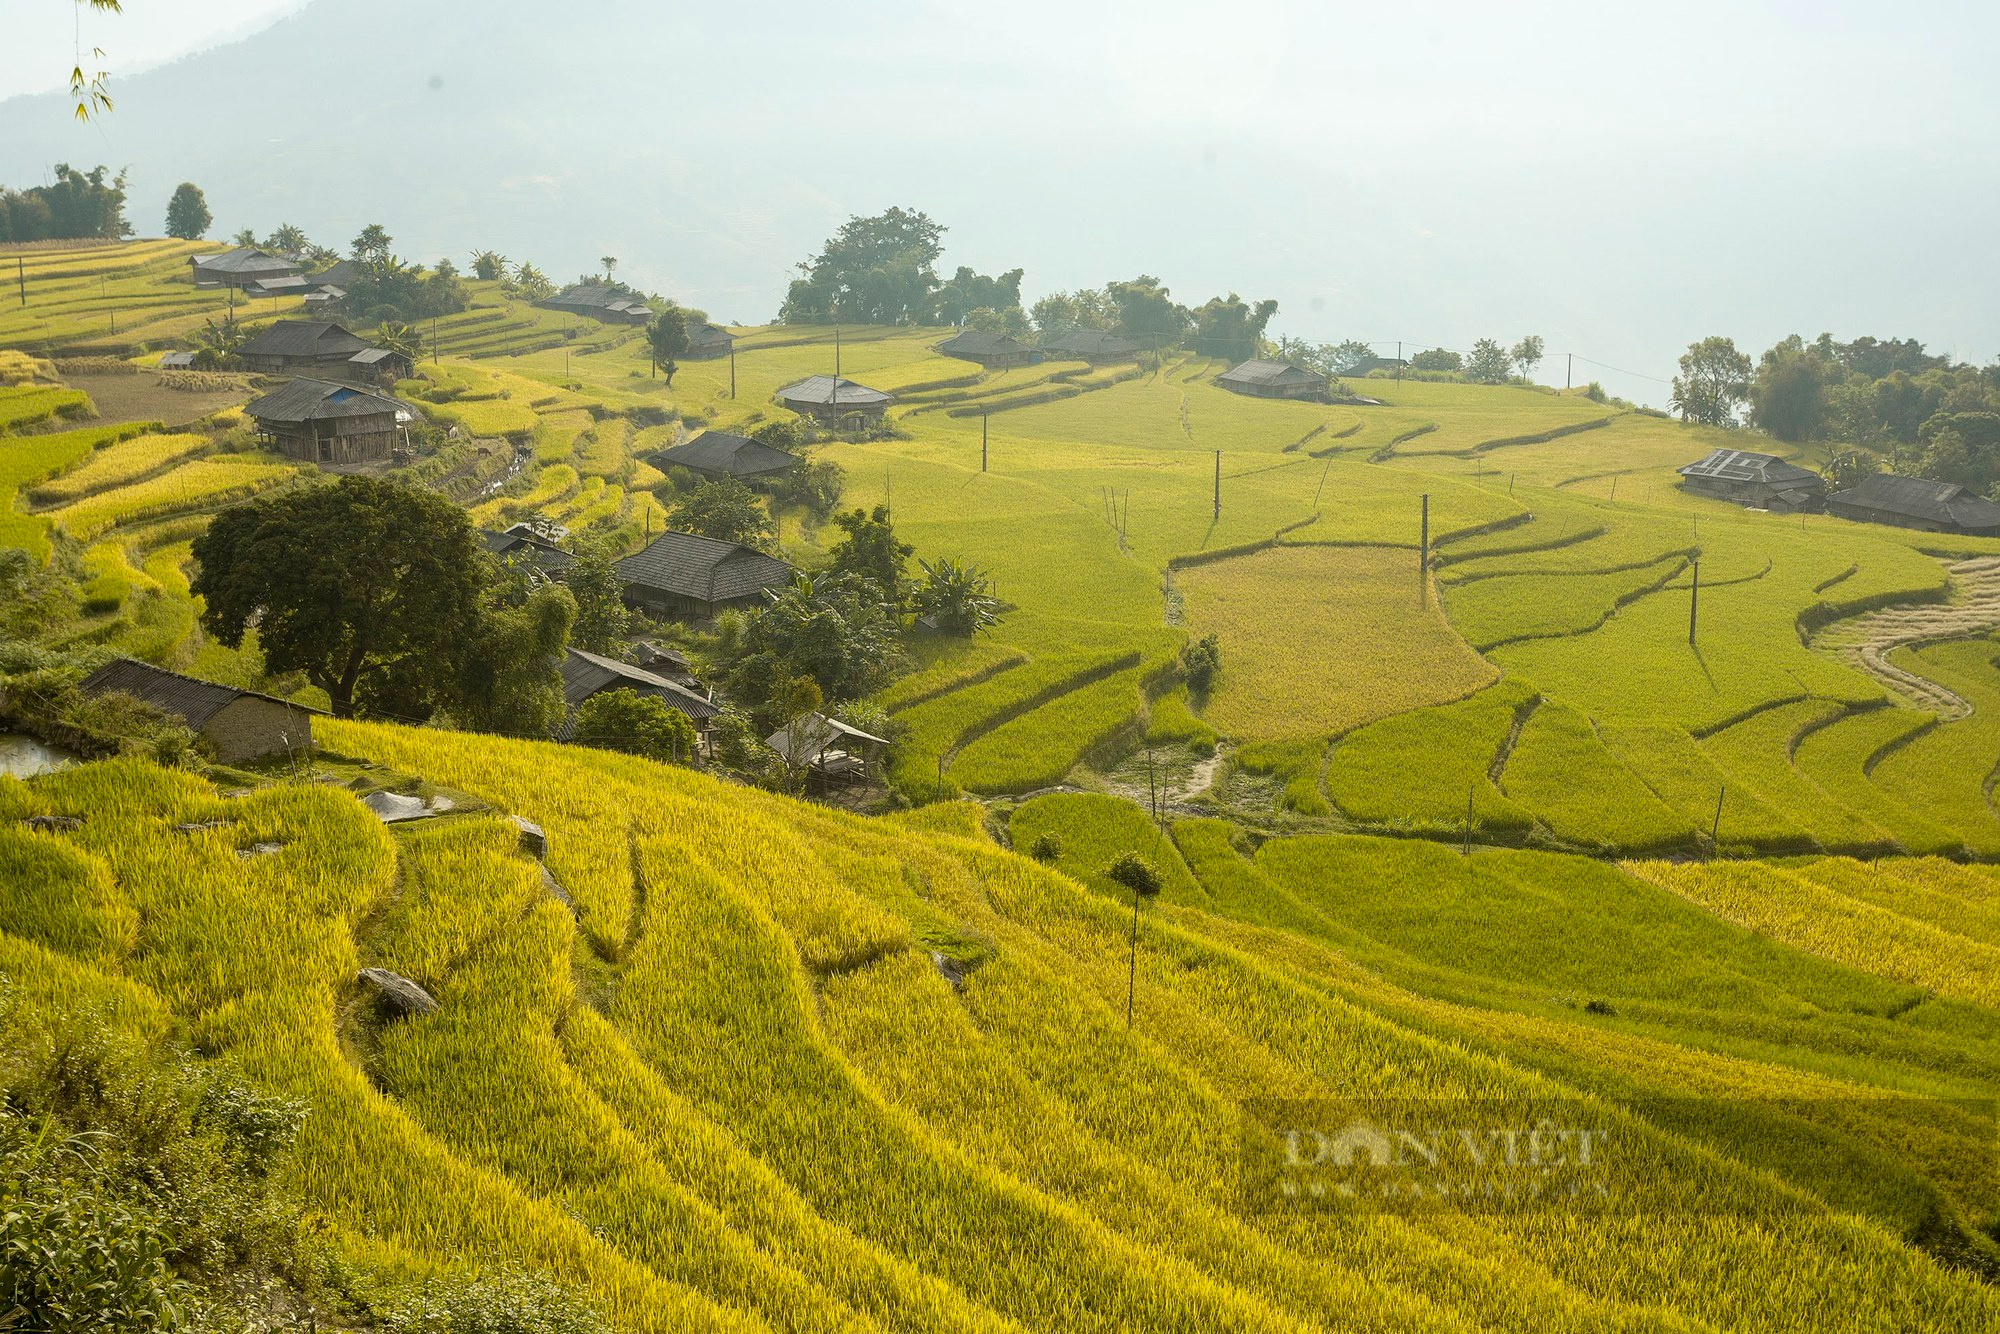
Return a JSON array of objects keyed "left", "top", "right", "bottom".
[
  {"left": 469, "top": 250, "right": 508, "bottom": 281},
  {"left": 376, "top": 320, "right": 424, "bottom": 366},
  {"left": 191, "top": 316, "right": 247, "bottom": 369},
  {"left": 601, "top": 255, "right": 618, "bottom": 282},
  {"left": 264, "top": 223, "right": 309, "bottom": 258}
]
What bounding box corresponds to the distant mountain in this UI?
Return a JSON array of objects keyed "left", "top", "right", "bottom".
[{"left": 2, "top": 0, "right": 1995, "bottom": 403}]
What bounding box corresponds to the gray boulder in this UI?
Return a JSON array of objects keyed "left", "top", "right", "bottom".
[
  {"left": 357, "top": 967, "right": 438, "bottom": 1018},
  {"left": 22, "top": 814, "right": 82, "bottom": 832},
  {"left": 509, "top": 814, "right": 547, "bottom": 859}
]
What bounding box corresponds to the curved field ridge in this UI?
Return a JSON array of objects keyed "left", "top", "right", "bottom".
[{"left": 1812, "top": 556, "right": 2000, "bottom": 720}]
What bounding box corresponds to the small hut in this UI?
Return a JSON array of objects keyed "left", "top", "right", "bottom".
[
  {"left": 1216, "top": 359, "right": 1327, "bottom": 400},
  {"left": 684, "top": 319, "right": 735, "bottom": 359},
  {"left": 245, "top": 378, "right": 413, "bottom": 466},
  {"left": 1827, "top": 474, "right": 2000, "bottom": 536},
  {"left": 189, "top": 247, "right": 301, "bottom": 290},
  {"left": 1038, "top": 329, "right": 1140, "bottom": 364},
  {"left": 1676, "top": 449, "right": 1825, "bottom": 512},
  {"left": 558, "top": 648, "right": 720, "bottom": 751},
  {"left": 774, "top": 375, "right": 893, "bottom": 425},
  {"left": 937, "top": 329, "right": 1037, "bottom": 368},
  {"left": 766, "top": 712, "right": 889, "bottom": 787},
  {"left": 614, "top": 530, "right": 794, "bottom": 620},
  {"left": 536, "top": 283, "right": 654, "bottom": 325},
  {"left": 647, "top": 431, "right": 800, "bottom": 486},
  {"left": 79, "top": 658, "right": 317, "bottom": 763},
  {"left": 238, "top": 320, "right": 381, "bottom": 377}
]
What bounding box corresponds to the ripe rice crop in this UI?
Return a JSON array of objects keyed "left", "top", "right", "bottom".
[
  {"left": 1177, "top": 545, "right": 1495, "bottom": 739},
  {"left": 1498, "top": 701, "right": 1694, "bottom": 852},
  {"left": 46, "top": 455, "right": 296, "bottom": 539},
  {"left": 1789, "top": 707, "right": 1962, "bottom": 855},
  {"left": 1597, "top": 722, "right": 1805, "bottom": 853},
  {"left": 1324, "top": 679, "right": 1538, "bottom": 833},
  {"left": 0, "top": 383, "right": 93, "bottom": 430},
  {"left": 1867, "top": 638, "right": 2000, "bottom": 856},
  {"left": 1696, "top": 700, "right": 1890, "bottom": 853},
  {"left": 26, "top": 431, "right": 208, "bottom": 505}
]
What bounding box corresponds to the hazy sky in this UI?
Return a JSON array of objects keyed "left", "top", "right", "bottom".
[
  {"left": 0, "top": 1, "right": 307, "bottom": 98},
  {"left": 1, "top": 0, "right": 1995, "bottom": 404}
]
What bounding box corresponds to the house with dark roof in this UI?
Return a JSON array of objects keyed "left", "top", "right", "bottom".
[
  {"left": 647, "top": 431, "right": 800, "bottom": 486},
  {"left": 774, "top": 375, "right": 893, "bottom": 425},
  {"left": 937, "top": 329, "right": 1038, "bottom": 369},
  {"left": 1038, "top": 328, "right": 1140, "bottom": 364},
  {"left": 536, "top": 283, "right": 654, "bottom": 325},
  {"left": 238, "top": 320, "right": 405, "bottom": 383},
  {"left": 246, "top": 378, "right": 414, "bottom": 466},
  {"left": 79, "top": 658, "right": 318, "bottom": 763},
  {"left": 684, "top": 319, "right": 734, "bottom": 359},
  {"left": 189, "top": 247, "right": 301, "bottom": 290},
  {"left": 309, "top": 258, "right": 366, "bottom": 289},
  {"left": 630, "top": 639, "right": 703, "bottom": 690},
  {"left": 1216, "top": 359, "right": 1327, "bottom": 401},
  {"left": 614, "top": 530, "right": 794, "bottom": 620},
  {"left": 559, "top": 648, "right": 720, "bottom": 751},
  {"left": 1676, "top": 448, "right": 1826, "bottom": 512},
  {"left": 1827, "top": 474, "right": 2000, "bottom": 536},
  {"left": 479, "top": 524, "right": 574, "bottom": 576}
]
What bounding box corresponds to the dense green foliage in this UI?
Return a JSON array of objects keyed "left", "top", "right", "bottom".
[{"left": 0, "top": 164, "right": 130, "bottom": 243}]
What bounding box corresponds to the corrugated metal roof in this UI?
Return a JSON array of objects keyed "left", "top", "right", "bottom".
[
  {"left": 247, "top": 377, "right": 411, "bottom": 424},
  {"left": 651, "top": 431, "right": 799, "bottom": 479},
  {"left": 560, "top": 648, "right": 720, "bottom": 721},
  {"left": 766, "top": 711, "right": 888, "bottom": 760},
  {"left": 1217, "top": 359, "right": 1324, "bottom": 388},
  {"left": 191, "top": 247, "right": 300, "bottom": 276},
  {"left": 79, "top": 657, "right": 317, "bottom": 729},
  {"left": 774, "top": 375, "right": 893, "bottom": 408},
  {"left": 686, "top": 320, "right": 732, "bottom": 348},
  {"left": 240, "top": 320, "right": 372, "bottom": 359},
  {"left": 615, "top": 530, "right": 794, "bottom": 605},
  {"left": 348, "top": 348, "right": 397, "bottom": 364},
  {"left": 1830, "top": 473, "right": 2000, "bottom": 529},
  {"left": 1676, "top": 448, "right": 1821, "bottom": 486},
  {"left": 157, "top": 351, "right": 195, "bottom": 369}
]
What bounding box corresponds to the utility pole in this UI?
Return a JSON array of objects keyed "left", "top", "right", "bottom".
[
  {"left": 1566, "top": 352, "right": 1573, "bottom": 389},
  {"left": 1213, "top": 450, "right": 1221, "bottom": 521},
  {"left": 982, "top": 413, "right": 989, "bottom": 472},
  {"left": 1419, "top": 494, "right": 1430, "bottom": 602},
  {"left": 1396, "top": 339, "right": 1403, "bottom": 382},
  {"left": 832, "top": 328, "right": 840, "bottom": 419},
  {"left": 1688, "top": 557, "right": 1700, "bottom": 645},
  {"left": 16, "top": 257, "right": 23, "bottom": 306},
  {"left": 729, "top": 348, "right": 736, "bottom": 398}
]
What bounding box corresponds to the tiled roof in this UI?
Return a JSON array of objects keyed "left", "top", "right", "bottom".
[
  {"left": 79, "top": 657, "right": 317, "bottom": 729},
  {"left": 614, "top": 530, "right": 794, "bottom": 605}
]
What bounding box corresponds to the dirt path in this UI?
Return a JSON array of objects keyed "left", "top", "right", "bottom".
[{"left": 1812, "top": 556, "right": 2000, "bottom": 721}]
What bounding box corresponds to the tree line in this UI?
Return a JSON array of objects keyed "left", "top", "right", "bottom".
[
  {"left": 0, "top": 164, "right": 130, "bottom": 243},
  {"left": 1671, "top": 332, "right": 2000, "bottom": 495}
]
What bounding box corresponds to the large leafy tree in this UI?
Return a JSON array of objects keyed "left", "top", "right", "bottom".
[
  {"left": 826, "top": 505, "right": 911, "bottom": 601},
  {"left": 1031, "top": 288, "right": 1117, "bottom": 335},
  {"left": 1107, "top": 276, "right": 1189, "bottom": 347},
  {"left": 1749, "top": 336, "right": 1835, "bottom": 442},
  {"left": 929, "top": 266, "right": 1025, "bottom": 326},
  {"left": 668, "top": 477, "right": 773, "bottom": 550},
  {"left": 646, "top": 306, "right": 691, "bottom": 386},
  {"left": 780, "top": 207, "right": 948, "bottom": 325},
  {"left": 191, "top": 477, "right": 485, "bottom": 718},
  {"left": 1510, "top": 335, "right": 1545, "bottom": 379},
  {"left": 1410, "top": 347, "right": 1462, "bottom": 373},
  {"left": 163, "top": 182, "right": 210, "bottom": 241},
  {"left": 1671, "top": 336, "right": 1752, "bottom": 428},
  {"left": 1466, "top": 338, "right": 1513, "bottom": 385},
  {"left": 1188, "top": 294, "right": 1278, "bottom": 364},
  {"left": 351, "top": 223, "right": 393, "bottom": 262},
  {"left": 558, "top": 546, "right": 633, "bottom": 655},
  {"left": 263, "top": 223, "right": 310, "bottom": 258},
  {"left": 454, "top": 580, "right": 574, "bottom": 737},
  {"left": 573, "top": 688, "right": 697, "bottom": 764},
  {"left": 469, "top": 249, "right": 508, "bottom": 281},
  {"left": 717, "top": 572, "right": 900, "bottom": 715}
]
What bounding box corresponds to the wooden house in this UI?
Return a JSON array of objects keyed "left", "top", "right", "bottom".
[
  {"left": 937, "top": 329, "right": 1038, "bottom": 368},
  {"left": 479, "top": 524, "right": 574, "bottom": 577},
  {"left": 246, "top": 378, "right": 413, "bottom": 466},
  {"left": 189, "top": 247, "right": 301, "bottom": 290},
  {"left": 774, "top": 374, "right": 893, "bottom": 425},
  {"left": 558, "top": 648, "right": 720, "bottom": 751},
  {"left": 614, "top": 530, "right": 794, "bottom": 620},
  {"left": 1216, "top": 359, "right": 1327, "bottom": 400},
  {"left": 1676, "top": 449, "right": 1825, "bottom": 512},
  {"left": 537, "top": 283, "right": 654, "bottom": 325},
  {"left": 647, "top": 430, "right": 800, "bottom": 486},
  {"left": 79, "top": 658, "right": 317, "bottom": 763},
  {"left": 684, "top": 319, "right": 734, "bottom": 359},
  {"left": 1038, "top": 329, "right": 1140, "bottom": 364},
  {"left": 1827, "top": 474, "right": 2000, "bottom": 536},
  {"left": 238, "top": 320, "right": 399, "bottom": 380}
]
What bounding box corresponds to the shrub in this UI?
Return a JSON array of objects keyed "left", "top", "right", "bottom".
[
  {"left": 1178, "top": 633, "right": 1221, "bottom": 697},
  {"left": 1104, "top": 850, "right": 1163, "bottom": 898},
  {"left": 1028, "top": 832, "right": 1062, "bottom": 862},
  {"left": 572, "top": 688, "right": 697, "bottom": 765},
  {"left": 379, "top": 1269, "right": 613, "bottom": 1334}
]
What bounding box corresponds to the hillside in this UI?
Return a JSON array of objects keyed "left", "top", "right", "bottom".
[
  {"left": 6, "top": 234, "right": 2000, "bottom": 1327},
  {"left": 4, "top": 730, "right": 1999, "bottom": 1332}
]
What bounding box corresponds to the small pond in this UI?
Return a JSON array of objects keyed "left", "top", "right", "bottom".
[{"left": 0, "top": 733, "right": 80, "bottom": 779}]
